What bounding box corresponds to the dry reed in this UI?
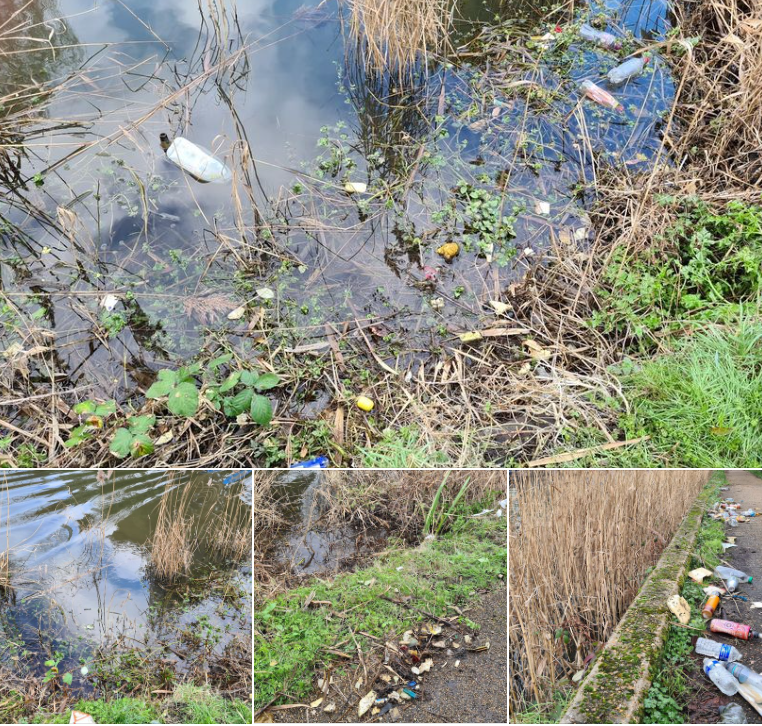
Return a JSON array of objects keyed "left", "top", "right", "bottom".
[
  {"left": 508, "top": 469, "right": 710, "bottom": 718},
  {"left": 150, "top": 482, "right": 196, "bottom": 583},
  {"left": 210, "top": 488, "right": 252, "bottom": 563},
  {"left": 344, "top": 0, "right": 455, "bottom": 76}
]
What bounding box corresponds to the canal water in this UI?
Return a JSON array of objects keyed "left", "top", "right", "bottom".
[{"left": 0, "top": 469, "right": 251, "bottom": 688}]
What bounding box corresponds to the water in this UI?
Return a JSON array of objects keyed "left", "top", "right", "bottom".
[
  {"left": 0, "top": 469, "right": 251, "bottom": 688},
  {"left": 1, "top": 0, "right": 675, "bottom": 426},
  {"left": 269, "top": 471, "right": 385, "bottom": 573}
]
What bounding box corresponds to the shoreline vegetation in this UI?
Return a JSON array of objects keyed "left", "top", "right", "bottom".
[
  {"left": 0, "top": 475, "right": 252, "bottom": 725},
  {"left": 1, "top": 0, "right": 761, "bottom": 468},
  {"left": 254, "top": 470, "right": 507, "bottom": 721}
]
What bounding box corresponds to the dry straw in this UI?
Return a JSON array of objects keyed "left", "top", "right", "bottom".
[
  {"left": 509, "top": 469, "right": 710, "bottom": 718},
  {"left": 150, "top": 482, "right": 197, "bottom": 583}
]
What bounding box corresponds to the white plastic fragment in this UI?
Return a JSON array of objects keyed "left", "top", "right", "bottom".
[
  {"left": 100, "top": 294, "right": 119, "bottom": 312},
  {"left": 165, "top": 137, "right": 232, "bottom": 183},
  {"left": 358, "top": 690, "right": 377, "bottom": 717},
  {"left": 344, "top": 182, "right": 367, "bottom": 194}
]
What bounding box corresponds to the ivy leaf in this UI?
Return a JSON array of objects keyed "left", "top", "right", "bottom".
[
  {"left": 166, "top": 382, "right": 199, "bottom": 417},
  {"left": 223, "top": 388, "right": 253, "bottom": 417},
  {"left": 127, "top": 415, "right": 156, "bottom": 434},
  {"left": 109, "top": 428, "right": 133, "bottom": 458},
  {"left": 250, "top": 394, "right": 273, "bottom": 426},
  {"left": 219, "top": 371, "right": 241, "bottom": 393},
  {"left": 146, "top": 370, "right": 177, "bottom": 398},
  {"left": 62, "top": 673, "right": 73, "bottom": 686},
  {"left": 254, "top": 372, "right": 280, "bottom": 391}
]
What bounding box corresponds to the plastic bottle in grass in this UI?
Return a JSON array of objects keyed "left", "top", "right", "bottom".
[
  {"left": 704, "top": 658, "right": 740, "bottom": 695},
  {"left": 159, "top": 133, "right": 232, "bottom": 183}
]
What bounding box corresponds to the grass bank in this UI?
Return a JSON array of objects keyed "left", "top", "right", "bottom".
[{"left": 254, "top": 488, "right": 507, "bottom": 711}]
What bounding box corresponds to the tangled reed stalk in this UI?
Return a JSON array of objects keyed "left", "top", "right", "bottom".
[
  {"left": 150, "top": 482, "right": 196, "bottom": 583},
  {"left": 344, "top": 0, "right": 455, "bottom": 76},
  {"left": 211, "top": 488, "right": 252, "bottom": 562},
  {"left": 508, "top": 469, "right": 710, "bottom": 718}
]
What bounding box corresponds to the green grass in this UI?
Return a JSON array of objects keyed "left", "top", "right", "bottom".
[
  {"left": 30, "top": 687, "right": 251, "bottom": 724},
  {"left": 254, "top": 511, "right": 506, "bottom": 709},
  {"left": 642, "top": 472, "right": 726, "bottom": 724},
  {"left": 358, "top": 426, "right": 452, "bottom": 468}
]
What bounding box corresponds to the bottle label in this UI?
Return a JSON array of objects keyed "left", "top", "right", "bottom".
[{"left": 720, "top": 644, "right": 731, "bottom": 661}]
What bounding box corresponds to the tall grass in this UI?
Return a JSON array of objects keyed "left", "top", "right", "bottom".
[
  {"left": 210, "top": 489, "right": 252, "bottom": 563},
  {"left": 509, "top": 469, "right": 710, "bottom": 720},
  {"left": 150, "top": 482, "right": 196, "bottom": 583},
  {"left": 344, "top": 0, "right": 455, "bottom": 76}
]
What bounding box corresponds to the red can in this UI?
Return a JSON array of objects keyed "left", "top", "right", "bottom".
[{"left": 710, "top": 618, "right": 752, "bottom": 640}]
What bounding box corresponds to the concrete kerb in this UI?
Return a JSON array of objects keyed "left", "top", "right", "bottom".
[{"left": 560, "top": 486, "right": 713, "bottom": 724}]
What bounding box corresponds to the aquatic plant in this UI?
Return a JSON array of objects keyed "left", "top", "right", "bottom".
[{"left": 149, "top": 482, "right": 196, "bottom": 583}]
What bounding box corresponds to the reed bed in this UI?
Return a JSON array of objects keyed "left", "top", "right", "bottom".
[
  {"left": 509, "top": 469, "right": 710, "bottom": 719},
  {"left": 150, "top": 482, "right": 197, "bottom": 583},
  {"left": 343, "top": 0, "right": 455, "bottom": 76},
  {"left": 210, "top": 489, "right": 252, "bottom": 563},
  {"left": 319, "top": 468, "right": 505, "bottom": 539}
]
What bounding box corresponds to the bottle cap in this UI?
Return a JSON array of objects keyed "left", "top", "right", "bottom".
[{"left": 750, "top": 576, "right": 753, "bottom": 582}]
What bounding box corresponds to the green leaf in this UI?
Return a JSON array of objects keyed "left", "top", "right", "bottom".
[
  {"left": 250, "top": 394, "right": 273, "bottom": 426},
  {"left": 254, "top": 372, "right": 280, "bottom": 391},
  {"left": 72, "top": 401, "right": 96, "bottom": 415},
  {"left": 146, "top": 369, "right": 177, "bottom": 398},
  {"left": 62, "top": 673, "right": 73, "bottom": 686},
  {"left": 209, "top": 353, "right": 233, "bottom": 370},
  {"left": 65, "top": 425, "right": 91, "bottom": 448},
  {"left": 109, "top": 428, "right": 133, "bottom": 458},
  {"left": 130, "top": 434, "right": 154, "bottom": 457},
  {"left": 127, "top": 415, "right": 156, "bottom": 434},
  {"left": 44, "top": 660, "right": 56, "bottom": 667},
  {"left": 94, "top": 400, "right": 117, "bottom": 417},
  {"left": 222, "top": 388, "right": 253, "bottom": 417},
  {"left": 166, "top": 382, "right": 199, "bottom": 417},
  {"left": 219, "top": 371, "right": 241, "bottom": 393},
  {"left": 178, "top": 363, "right": 202, "bottom": 382},
  {"left": 240, "top": 370, "right": 258, "bottom": 386}
]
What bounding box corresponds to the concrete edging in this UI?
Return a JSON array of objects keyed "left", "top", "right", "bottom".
[{"left": 560, "top": 485, "right": 713, "bottom": 724}]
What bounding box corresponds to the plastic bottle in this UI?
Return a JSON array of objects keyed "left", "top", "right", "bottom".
[
  {"left": 579, "top": 23, "right": 622, "bottom": 50},
  {"left": 720, "top": 703, "right": 749, "bottom": 723},
  {"left": 727, "top": 577, "right": 740, "bottom": 592},
  {"left": 702, "top": 594, "right": 721, "bottom": 619},
  {"left": 695, "top": 637, "right": 742, "bottom": 662},
  {"left": 743, "top": 509, "right": 756, "bottom": 517},
  {"left": 704, "top": 658, "right": 740, "bottom": 695},
  {"left": 725, "top": 662, "right": 762, "bottom": 687},
  {"left": 161, "top": 135, "right": 232, "bottom": 183},
  {"left": 716, "top": 566, "right": 752, "bottom": 584},
  {"left": 579, "top": 80, "right": 624, "bottom": 112},
  {"left": 729, "top": 517, "right": 739, "bottom": 527},
  {"left": 607, "top": 55, "right": 649, "bottom": 85},
  {"left": 710, "top": 619, "right": 761, "bottom": 640}
]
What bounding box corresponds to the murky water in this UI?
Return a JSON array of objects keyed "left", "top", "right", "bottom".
[
  {"left": 0, "top": 469, "right": 251, "bottom": 687},
  {"left": 269, "top": 471, "right": 385, "bottom": 573},
  {"left": 1, "top": 0, "right": 674, "bottom": 422}
]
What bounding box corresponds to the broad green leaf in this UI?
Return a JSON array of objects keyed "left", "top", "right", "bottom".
[
  {"left": 209, "top": 353, "right": 233, "bottom": 370},
  {"left": 109, "top": 428, "right": 133, "bottom": 458},
  {"left": 62, "top": 673, "right": 73, "bottom": 686},
  {"left": 254, "top": 372, "right": 280, "bottom": 391},
  {"left": 166, "top": 382, "right": 199, "bottom": 417},
  {"left": 223, "top": 388, "right": 253, "bottom": 417},
  {"left": 72, "top": 401, "right": 96, "bottom": 415},
  {"left": 127, "top": 415, "right": 156, "bottom": 434},
  {"left": 178, "top": 363, "right": 202, "bottom": 382},
  {"left": 130, "top": 434, "right": 154, "bottom": 457},
  {"left": 146, "top": 369, "right": 177, "bottom": 398},
  {"left": 219, "top": 371, "right": 241, "bottom": 393},
  {"left": 44, "top": 660, "right": 56, "bottom": 667},
  {"left": 240, "top": 370, "right": 258, "bottom": 386},
  {"left": 64, "top": 425, "right": 91, "bottom": 448},
  {"left": 250, "top": 394, "right": 273, "bottom": 426},
  {"left": 94, "top": 400, "right": 117, "bottom": 417}
]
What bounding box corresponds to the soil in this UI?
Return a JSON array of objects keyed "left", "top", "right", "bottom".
[
  {"left": 268, "top": 583, "right": 507, "bottom": 724},
  {"left": 688, "top": 470, "right": 762, "bottom": 724}
]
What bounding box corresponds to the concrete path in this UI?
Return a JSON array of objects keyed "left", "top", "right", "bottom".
[{"left": 712, "top": 470, "right": 762, "bottom": 723}]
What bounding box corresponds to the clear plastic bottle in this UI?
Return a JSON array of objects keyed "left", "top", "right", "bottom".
[
  {"left": 579, "top": 23, "right": 622, "bottom": 50},
  {"left": 695, "top": 637, "right": 742, "bottom": 662},
  {"left": 727, "top": 576, "right": 740, "bottom": 592},
  {"left": 607, "top": 56, "right": 649, "bottom": 85},
  {"left": 716, "top": 566, "right": 752, "bottom": 583},
  {"left": 725, "top": 662, "right": 762, "bottom": 687},
  {"left": 704, "top": 658, "right": 740, "bottom": 695},
  {"left": 579, "top": 80, "right": 624, "bottom": 112},
  {"left": 720, "top": 703, "right": 749, "bottom": 723}
]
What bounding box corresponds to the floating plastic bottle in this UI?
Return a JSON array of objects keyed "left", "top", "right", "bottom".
[
  {"left": 161, "top": 134, "right": 232, "bottom": 183},
  {"left": 579, "top": 80, "right": 624, "bottom": 112},
  {"left": 695, "top": 637, "right": 741, "bottom": 662},
  {"left": 704, "top": 658, "right": 740, "bottom": 695},
  {"left": 720, "top": 702, "right": 749, "bottom": 723},
  {"left": 579, "top": 23, "right": 622, "bottom": 50},
  {"left": 702, "top": 594, "right": 721, "bottom": 619},
  {"left": 716, "top": 566, "right": 752, "bottom": 584},
  {"left": 607, "top": 55, "right": 649, "bottom": 85},
  {"left": 725, "top": 662, "right": 762, "bottom": 687},
  {"left": 710, "top": 619, "right": 761, "bottom": 640}
]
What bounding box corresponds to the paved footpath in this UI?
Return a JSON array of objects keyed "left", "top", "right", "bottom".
[{"left": 715, "top": 470, "right": 762, "bottom": 723}]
